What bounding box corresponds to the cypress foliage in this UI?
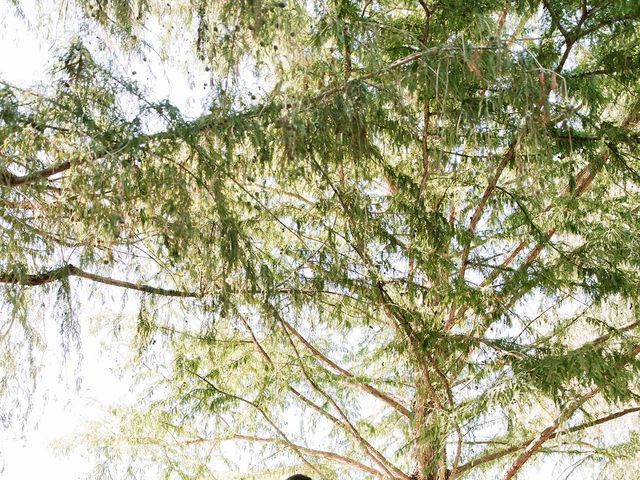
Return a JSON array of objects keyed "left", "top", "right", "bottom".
[{"left": 1, "top": 1, "right": 639, "bottom": 479}]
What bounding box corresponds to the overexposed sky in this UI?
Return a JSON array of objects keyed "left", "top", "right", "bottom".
[{"left": 0, "top": 285, "right": 139, "bottom": 479}]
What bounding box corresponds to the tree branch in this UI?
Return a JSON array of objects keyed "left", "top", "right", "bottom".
[
  {"left": 458, "top": 404, "right": 640, "bottom": 474},
  {"left": 501, "top": 387, "right": 600, "bottom": 480},
  {"left": 272, "top": 305, "right": 410, "bottom": 480},
  {"left": 238, "top": 300, "right": 402, "bottom": 472},
  {"left": 191, "top": 434, "right": 384, "bottom": 478},
  {"left": 444, "top": 139, "right": 517, "bottom": 331},
  {"left": 503, "top": 341, "right": 640, "bottom": 479},
  {"left": 0, "top": 264, "right": 197, "bottom": 297},
  {"left": 189, "top": 370, "right": 323, "bottom": 477},
  {"left": 280, "top": 315, "right": 411, "bottom": 417},
  {"left": 0, "top": 161, "right": 75, "bottom": 188},
  {"left": 0, "top": 264, "right": 367, "bottom": 303}
]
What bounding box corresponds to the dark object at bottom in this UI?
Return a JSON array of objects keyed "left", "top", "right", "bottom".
[{"left": 286, "top": 475, "right": 312, "bottom": 480}]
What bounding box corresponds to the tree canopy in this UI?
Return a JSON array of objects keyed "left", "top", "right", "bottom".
[{"left": 1, "top": 0, "right": 640, "bottom": 479}]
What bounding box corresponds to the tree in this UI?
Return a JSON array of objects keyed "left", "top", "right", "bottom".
[{"left": 1, "top": 0, "right": 640, "bottom": 479}]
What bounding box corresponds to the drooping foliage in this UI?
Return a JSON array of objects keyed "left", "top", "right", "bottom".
[{"left": 1, "top": 0, "right": 640, "bottom": 479}]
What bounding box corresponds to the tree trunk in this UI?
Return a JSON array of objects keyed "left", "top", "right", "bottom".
[{"left": 413, "top": 389, "right": 449, "bottom": 480}]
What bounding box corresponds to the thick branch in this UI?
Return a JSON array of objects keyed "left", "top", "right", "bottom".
[
  {"left": 501, "top": 388, "right": 599, "bottom": 480},
  {"left": 478, "top": 163, "right": 592, "bottom": 289},
  {"left": 0, "top": 264, "right": 197, "bottom": 298},
  {"left": 308, "top": 157, "right": 437, "bottom": 410},
  {"left": 464, "top": 344, "right": 640, "bottom": 478},
  {"left": 0, "top": 161, "right": 74, "bottom": 188},
  {"left": 497, "top": 125, "right": 630, "bottom": 307}
]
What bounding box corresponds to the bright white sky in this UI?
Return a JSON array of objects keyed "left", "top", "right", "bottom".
[
  {"left": 0, "top": 1, "right": 637, "bottom": 479},
  {"left": 0, "top": 302, "right": 134, "bottom": 479}
]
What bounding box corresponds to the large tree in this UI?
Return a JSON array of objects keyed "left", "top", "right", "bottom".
[{"left": 1, "top": 0, "right": 640, "bottom": 479}]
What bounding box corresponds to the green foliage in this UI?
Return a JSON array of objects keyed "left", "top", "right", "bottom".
[{"left": 1, "top": 0, "right": 640, "bottom": 479}]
